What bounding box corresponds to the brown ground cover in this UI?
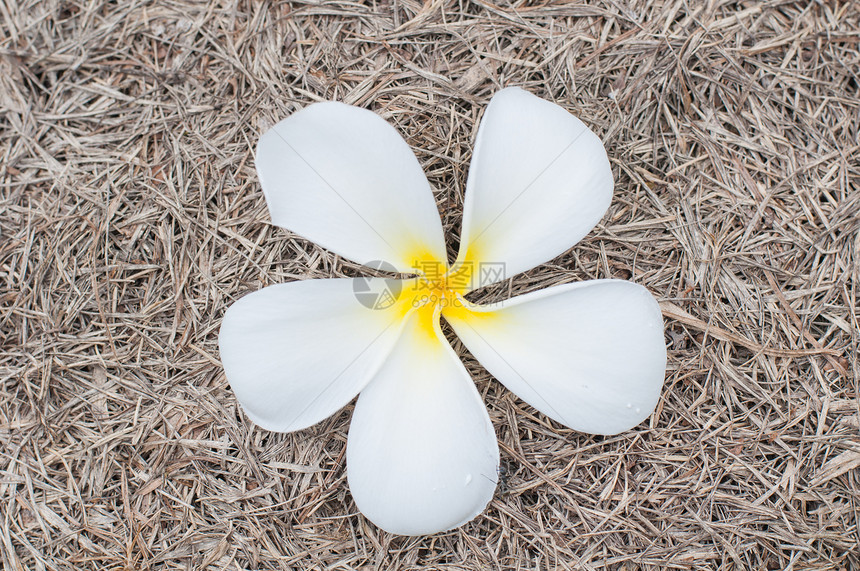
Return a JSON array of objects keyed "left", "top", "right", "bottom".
[{"left": 1, "top": 0, "right": 858, "bottom": 569}]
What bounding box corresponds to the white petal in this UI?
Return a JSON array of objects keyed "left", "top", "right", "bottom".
[
  {"left": 218, "top": 279, "right": 410, "bottom": 432},
  {"left": 456, "top": 87, "right": 613, "bottom": 288},
  {"left": 347, "top": 306, "right": 499, "bottom": 535},
  {"left": 256, "top": 102, "right": 447, "bottom": 272},
  {"left": 443, "top": 280, "right": 666, "bottom": 435}
]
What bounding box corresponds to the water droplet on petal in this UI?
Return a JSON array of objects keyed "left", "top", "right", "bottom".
[
  {"left": 464, "top": 474, "right": 473, "bottom": 486},
  {"left": 626, "top": 403, "right": 632, "bottom": 408},
  {"left": 635, "top": 407, "right": 641, "bottom": 414}
]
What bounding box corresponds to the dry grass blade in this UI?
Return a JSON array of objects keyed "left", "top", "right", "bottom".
[{"left": 1, "top": 0, "right": 858, "bottom": 569}]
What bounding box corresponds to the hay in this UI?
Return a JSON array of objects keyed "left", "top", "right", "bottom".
[{"left": 1, "top": 0, "right": 858, "bottom": 569}]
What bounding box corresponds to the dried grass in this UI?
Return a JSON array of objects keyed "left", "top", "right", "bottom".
[{"left": 1, "top": 0, "right": 859, "bottom": 569}]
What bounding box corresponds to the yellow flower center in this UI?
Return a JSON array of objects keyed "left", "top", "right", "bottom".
[{"left": 398, "top": 259, "right": 477, "bottom": 342}]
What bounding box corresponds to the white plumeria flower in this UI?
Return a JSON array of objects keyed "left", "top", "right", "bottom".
[{"left": 219, "top": 87, "right": 667, "bottom": 536}]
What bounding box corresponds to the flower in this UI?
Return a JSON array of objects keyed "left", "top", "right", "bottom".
[{"left": 218, "top": 87, "right": 667, "bottom": 536}]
